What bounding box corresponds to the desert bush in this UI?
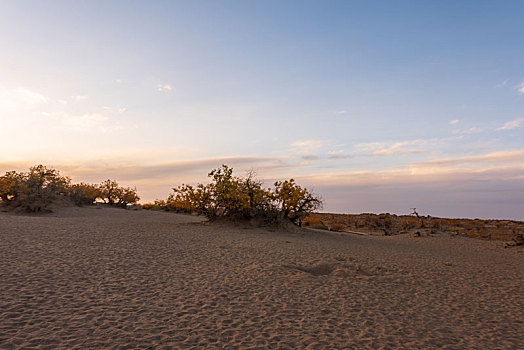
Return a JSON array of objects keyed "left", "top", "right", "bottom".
[
  {"left": 168, "top": 166, "right": 272, "bottom": 219},
  {"left": 115, "top": 186, "right": 140, "bottom": 207},
  {"left": 141, "top": 202, "right": 154, "bottom": 210},
  {"left": 1, "top": 165, "right": 140, "bottom": 212},
  {"left": 165, "top": 165, "right": 322, "bottom": 225},
  {"left": 0, "top": 165, "right": 71, "bottom": 212},
  {"left": 69, "top": 183, "right": 101, "bottom": 206},
  {"left": 206, "top": 165, "right": 246, "bottom": 218},
  {"left": 153, "top": 199, "right": 168, "bottom": 210},
  {"left": 169, "top": 183, "right": 212, "bottom": 214},
  {"left": 142, "top": 201, "right": 165, "bottom": 210},
  {"left": 99, "top": 179, "right": 139, "bottom": 207},
  {"left": 302, "top": 213, "right": 323, "bottom": 227},
  {"left": 272, "top": 178, "right": 322, "bottom": 224},
  {"left": 99, "top": 179, "right": 120, "bottom": 205},
  {"left": 329, "top": 222, "right": 346, "bottom": 232},
  {"left": 0, "top": 171, "right": 25, "bottom": 204}
]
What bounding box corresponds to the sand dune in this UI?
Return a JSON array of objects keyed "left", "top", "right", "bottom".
[{"left": 1, "top": 207, "right": 523, "bottom": 349}]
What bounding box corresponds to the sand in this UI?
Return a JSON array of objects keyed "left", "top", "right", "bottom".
[{"left": 1, "top": 206, "right": 523, "bottom": 349}]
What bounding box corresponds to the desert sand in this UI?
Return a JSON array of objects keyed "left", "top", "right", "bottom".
[{"left": 1, "top": 207, "right": 523, "bottom": 349}]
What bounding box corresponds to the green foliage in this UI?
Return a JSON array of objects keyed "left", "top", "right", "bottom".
[{"left": 164, "top": 165, "right": 322, "bottom": 225}]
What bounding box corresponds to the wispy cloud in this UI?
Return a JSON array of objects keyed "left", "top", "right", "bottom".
[
  {"left": 297, "top": 159, "right": 524, "bottom": 219},
  {"left": 463, "top": 126, "right": 482, "bottom": 134},
  {"left": 42, "top": 112, "right": 115, "bottom": 132},
  {"left": 410, "top": 149, "right": 524, "bottom": 168},
  {"left": 0, "top": 86, "right": 48, "bottom": 111},
  {"left": 71, "top": 95, "right": 88, "bottom": 101},
  {"left": 372, "top": 144, "right": 425, "bottom": 157},
  {"left": 103, "top": 106, "right": 127, "bottom": 114},
  {"left": 301, "top": 155, "right": 318, "bottom": 161},
  {"left": 495, "top": 79, "right": 508, "bottom": 88},
  {"left": 291, "top": 140, "right": 325, "bottom": 154},
  {"left": 356, "top": 139, "right": 434, "bottom": 157},
  {"left": 14, "top": 88, "right": 48, "bottom": 104},
  {"left": 449, "top": 119, "right": 459, "bottom": 125},
  {"left": 296, "top": 149, "right": 524, "bottom": 187},
  {"left": 452, "top": 126, "right": 482, "bottom": 135},
  {"left": 327, "top": 152, "right": 350, "bottom": 160},
  {"left": 334, "top": 110, "right": 348, "bottom": 115},
  {"left": 517, "top": 82, "right": 524, "bottom": 94},
  {"left": 354, "top": 142, "right": 386, "bottom": 153},
  {"left": 497, "top": 118, "right": 524, "bottom": 130},
  {"left": 157, "top": 84, "right": 172, "bottom": 92}
]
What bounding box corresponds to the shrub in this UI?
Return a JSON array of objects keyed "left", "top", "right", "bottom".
[
  {"left": 99, "top": 179, "right": 120, "bottom": 205},
  {"left": 69, "top": 183, "right": 101, "bottom": 206},
  {"left": 302, "top": 214, "right": 323, "bottom": 227},
  {"left": 165, "top": 165, "right": 322, "bottom": 225},
  {"left": 0, "top": 171, "right": 25, "bottom": 204},
  {"left": 0, "top": 165, "right": 71, "bottom": 212},
  {"left": 329, "top": 223, "right": 346, "bottom": 232},
  {"left": 0, "top": 165, "right": 140, "bottom": 212},
  {"left": 169, "top": 183, "right": 212, "bottom": 214},
  {"left": 99, "top": 179, "right": 140, "bottom": 207},
  {"left": 115, "top": 186, "right": 140, "bottom": 207},
  {"left": 141, "top": 202, "right": 154, "bottom": 210},
  {"left": 272, "top": 178, "right": 322, "bottom": 224}
]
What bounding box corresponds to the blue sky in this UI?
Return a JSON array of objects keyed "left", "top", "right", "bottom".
[{"left": 1, "top": 1, "right": 523, "bottom": 219}]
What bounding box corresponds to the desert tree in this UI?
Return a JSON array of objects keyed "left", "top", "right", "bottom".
[
  {"left": 69, "top": 183, "right": 101, "bottom": 206},
  {"left": 0, "top": 165, "right": 71, "bottom": 212},
  {"left": 21, "top": 165, "right": 71, "bottom": 211},
  {"left": 99, "top": 179, "right": 139, "bottom": 207},
  {"left": 1, "top": 165, "right": 141, "bottom": 212},
  {"left": 163, "top": 165, "right": 322, "bottom": 225},
  {"left": 272, "top": 178, "right": 322, "bottom": 225},
  {"left": 115, "top": 186, "right": 140, "bottom": 207},
  {"left": 99, "top": 179, "right": 119, "bottom": 205}
]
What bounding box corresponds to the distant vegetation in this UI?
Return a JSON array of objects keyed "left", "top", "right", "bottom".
[
  {"left": 1, "top": 164, "right": 321, "bottom": 225},
  {"left": 0, "top": 165, "right": 139, "bottom": 212},
  {"left": 143, "top": 165, "right": 322, "bottom": 225},
  {"left": 304, "top": 212, "right": 524, "bottom": 244}
]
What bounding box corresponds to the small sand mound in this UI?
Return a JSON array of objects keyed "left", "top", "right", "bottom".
[
  {"left": 295, "top": 263, "right": 335, "bottom": 276},
  {"left": 283, "top": 259, "right": 375, "bottom": 278}
]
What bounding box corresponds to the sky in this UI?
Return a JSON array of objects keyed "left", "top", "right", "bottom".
[{"left": 1, "top": 0, "right": 523, "bottom": 219}]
